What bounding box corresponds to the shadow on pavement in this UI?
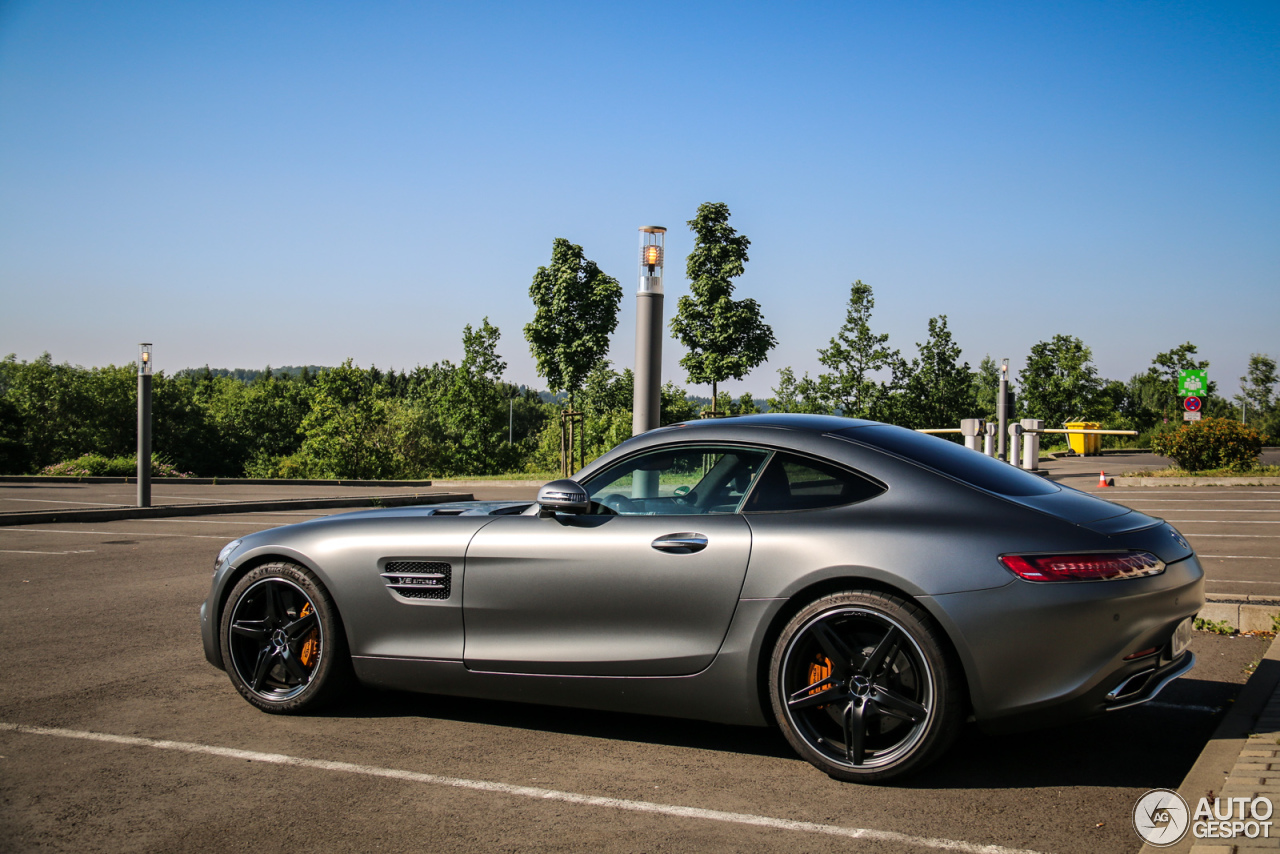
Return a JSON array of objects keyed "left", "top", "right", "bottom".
[{"left": 316, "top": 673, "right": 1235, "bottom": 790}]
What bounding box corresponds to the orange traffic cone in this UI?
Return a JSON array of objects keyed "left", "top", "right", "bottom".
[{"left": 1097, "top": 471, "right": 1111, "bottom": 488}]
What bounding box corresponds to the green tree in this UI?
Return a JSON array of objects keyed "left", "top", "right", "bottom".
[
  {"left": 814, "top": 280, "right": 901, "bottom": 420},
  {"left": 1018, "top": 334, "right": 1104, "bottom": 427},
  {"left": 296, "top": 360, "right": 394, "bottom": 479},
  {"left": 767, "top": 366, "right": 826, "bottom": 414},
  {"left": 896, "top": 316, "right": 972, "bottom": 429},
  {"left": 525, "top": 238, "right": 622, "bottom": 412},
  {"left": 669, "top": 202, "right": 776, "bottom": 408},
  {"left": 1237, "top": 354, "right": 1277, "bottom": 419},
  {"left": 436, "top": 318, "right": 521, "bottom": 474}
]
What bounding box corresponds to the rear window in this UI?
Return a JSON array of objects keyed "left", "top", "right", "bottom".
[{"left": 833, "top": 425, "right": 1059, "bottom": 497}]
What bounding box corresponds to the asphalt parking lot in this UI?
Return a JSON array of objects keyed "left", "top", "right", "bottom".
[{"left": 0, "top": 482, "right": 1277, "bottom": 854}]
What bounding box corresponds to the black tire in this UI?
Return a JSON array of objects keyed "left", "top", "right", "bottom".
[
  {"left": 219, "top": 561, "right": 355, "bottom": 714},
  {"left": 769, "top": 591, "right": 963, "bottom": 782}
]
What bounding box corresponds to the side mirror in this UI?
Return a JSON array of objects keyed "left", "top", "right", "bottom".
[{"left": 536, "top": 479, "right": 590, "bottom": 517}]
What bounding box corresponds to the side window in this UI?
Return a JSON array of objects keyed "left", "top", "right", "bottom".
[
  {"left": 742, "top": 452, "right": 884, "bottom": 513},
  {"left": 584, "top": 446, "right": 772, "bottom": 515}
]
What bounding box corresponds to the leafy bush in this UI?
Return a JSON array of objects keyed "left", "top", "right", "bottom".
[
  {"left": 1150, "top": 418, "right": 1265, "bottom": 472},
  {"left": 40, "top": 453, "right": 193, "bottom": 478}
]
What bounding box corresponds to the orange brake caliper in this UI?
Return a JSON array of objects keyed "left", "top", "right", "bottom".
[
  {"left": 298, "top": 603, "right": 319, "bottom": 668},
  {"left": 807, "top": 656, "right": 833, "bottom": 708}
]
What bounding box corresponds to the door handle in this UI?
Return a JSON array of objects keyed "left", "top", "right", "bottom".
[{"left": 651, "top": 533, "right": 708, "bottom": 554}]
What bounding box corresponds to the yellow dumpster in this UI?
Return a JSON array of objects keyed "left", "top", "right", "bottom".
[{"left": 1065, "top": 422, "right": 1101, "bottom": 456}]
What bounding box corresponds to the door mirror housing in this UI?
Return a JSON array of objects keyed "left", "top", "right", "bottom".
[{"left": 536, "top": 479, "right": 591, "bottom": 517}]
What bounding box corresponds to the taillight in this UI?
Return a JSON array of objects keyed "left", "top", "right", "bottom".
[{"left": 999, "top": 551, "right": 1164, "bottom": 582}]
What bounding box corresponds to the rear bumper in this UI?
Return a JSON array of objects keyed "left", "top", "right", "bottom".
[{"left": 924, "top": 554, "right": 1204, "bottom": 728}]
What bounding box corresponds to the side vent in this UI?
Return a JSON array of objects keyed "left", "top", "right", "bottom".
[{"left": 381, "top": 561, "right": 451, "bottom": 600}]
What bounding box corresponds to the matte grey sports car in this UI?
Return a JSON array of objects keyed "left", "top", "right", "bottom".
[{"left": 200, "top": 414, "right": 1202, "bottom": 781}]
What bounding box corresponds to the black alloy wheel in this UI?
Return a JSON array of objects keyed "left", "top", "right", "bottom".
[
  {"left": 220, "top": 561, "right": 353, "bottom": 713},
  {"left": 770, "top": 591, "right": 962, "bottom": 782}
]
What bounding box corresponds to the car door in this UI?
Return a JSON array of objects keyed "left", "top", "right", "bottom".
[{"left": 462, "top": 445, "right": 769, "bottom": 676}]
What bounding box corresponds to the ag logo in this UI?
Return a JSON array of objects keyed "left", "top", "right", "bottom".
[{"left": 1134, "top": 789, "right": 1190, "bottom": 846}]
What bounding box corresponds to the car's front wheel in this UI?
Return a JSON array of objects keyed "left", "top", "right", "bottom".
[
  {"left": 219, "top": 561, "right": 353, "bottom": 713},
  {"left": 769, "top": 591, "right": 963, "bottom": 782}
]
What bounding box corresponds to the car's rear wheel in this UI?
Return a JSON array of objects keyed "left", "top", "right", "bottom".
[
  {"left": 219, "top": 561, "right": 353, "bottom": 714},
  {"left": 769, "top": 591, "right": 962, "bottom": 782}
]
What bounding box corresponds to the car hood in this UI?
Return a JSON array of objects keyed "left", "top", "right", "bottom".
[{"left": 287, "top": 500, "right": 532, "bottom": 526}]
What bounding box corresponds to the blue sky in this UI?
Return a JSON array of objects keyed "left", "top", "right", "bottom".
[{"left": 1, "top": 1, "right": 1276, "bottom": 399}]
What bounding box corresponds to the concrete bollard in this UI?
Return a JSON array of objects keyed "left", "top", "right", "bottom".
[
  {"left": 984, "top": 422, "right": 997, "bottom": 456},
  {"left": 961, "top": 418, "right": 983, "bottom": 452},
  {"left": 1020, "top": 419, "right": 1044, "bottom": 471},
  {"left": 1007, "top": 423, "right": 1024, "bottom": 468}
]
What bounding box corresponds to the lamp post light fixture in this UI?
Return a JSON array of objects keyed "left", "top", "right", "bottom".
[
  {"left": 137, "top": 343, "right": 153, "bottom": 508},
  {"left": 632, "top": 226, "right": 666, "bottom": 437}
]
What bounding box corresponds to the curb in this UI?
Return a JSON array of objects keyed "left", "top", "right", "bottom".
[
  {"left": 1143, "top": 633, "right": 1280, "bottom": 854},
  {"left": 0, "top": 492, "right": 474, "bottom": 527},
  {"left": 1200, "top": 597, "right": 1280, "bottom": 634},
  {"left": 1114, "top": 477, "right": 1280, "bottom": 487},
  {"left": 428, "top": 479, "right": 549, "bottom": 488}
]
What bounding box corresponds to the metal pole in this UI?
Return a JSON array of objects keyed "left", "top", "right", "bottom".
[
  {"left": 137, "top": 344, "right": 152, "bottom": 508},
  {"left": 997, "top": 358, "right": 1009, "bottom": 461},
  {"left": 632, "top": 227, "right": 666, "bottom": 437},
  {"left": 509, "top": 397, "right": 513, "bottom": 444}
]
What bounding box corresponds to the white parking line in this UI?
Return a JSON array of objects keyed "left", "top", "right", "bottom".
[
  {"left": 131, "top": 519, "right": 292, "bottom": 526},
  {"left": 1162, "top": 519, "right": 1280, "bottom": 524},
  {"left": 0, "top": 722, "right": 1046, "bottom": 854},
  {"left": 0, "top": 498, "right": 130, "bottom": 507},
  {"left": 1111, "top": 509, "right": 1280, "bottom": 513},
  {"left": 0, "top": 528, "right": 227, "bottom": 540},
  {"left": 1205, "top": 579, "right": 1280, "bottom": 585},
  {"left": 1109, "top": 499, "right": 1280, "bottom": 503},
  {"left": 1111, "top": 492, "right": 1280, "bottom": 495},
  {"left": 1199, "top": 555, "right": 1279, "bottom": 560},
  {"left": 0, "top": 549, "right": 95, "bottom": 555}
]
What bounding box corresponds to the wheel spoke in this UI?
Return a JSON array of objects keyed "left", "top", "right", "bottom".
[
  {"left": 809, "top": 622, "right": 854, "bottom": 678},
  {"left": 230, "top": 619, "right": 270, "bottom": 641},
  {"left": 860, "top": 626, "right": 901, "bottom": 677},
  {"left": 873, "top": 686, "right": 928, "bottom": 723},
  {"left": 280, "top": 648, "right": 309, "bottom": 682},
  {"left": 250, "top": 646, "right": 276, "bottom": 691},
  {"left": 262, "top": 582, "right": 284, "bottom": 624},
  {"left": 788, "top": 677, "right": 848, "bottom": 710},
  {"left": 843, "top": 700, "right": 866, "bottom": 765},
  {"left": 283, "top": 611, "right": 317, "bottom": 640}
]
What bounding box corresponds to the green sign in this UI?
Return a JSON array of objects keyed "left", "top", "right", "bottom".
[{"left": 1178, "top": 369, "right": 1207, "bottom": 397}]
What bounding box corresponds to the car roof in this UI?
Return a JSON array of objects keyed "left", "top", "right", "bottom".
[{"left": 647, "top": 413, "right": 878, "bottom": 436}]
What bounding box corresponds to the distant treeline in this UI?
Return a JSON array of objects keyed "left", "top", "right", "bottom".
[
  {"left": 1, "top": 326, "right": 1274, "bottom": 478},
  {"left": 175, "top": 365, "right": 332, "bottom": 383}
]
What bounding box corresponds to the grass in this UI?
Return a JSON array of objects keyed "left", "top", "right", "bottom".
[
  {"left": 430, "top": 472, "right": 560, "bottom": 482},
  {"left": 1194, "top": 617, "right": 1237, "bottom": 635},
  {"left": 1121, "top": 464, "right": 1280, "bottom": 478}
]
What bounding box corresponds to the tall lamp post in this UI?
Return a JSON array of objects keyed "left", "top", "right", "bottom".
[
  {"left": 997, "top": 357, "right": 1009, "bottom": 462},
  {"left": 137, "top": 344, "right": 153, "bottom": 508},
  {"left": 632, "top": 226, "right": 666, "bottom": 436}
]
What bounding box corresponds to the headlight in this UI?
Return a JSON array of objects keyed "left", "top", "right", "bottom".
[{"left": 215, "top": 539, "right": 242, "bottom": 569}]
